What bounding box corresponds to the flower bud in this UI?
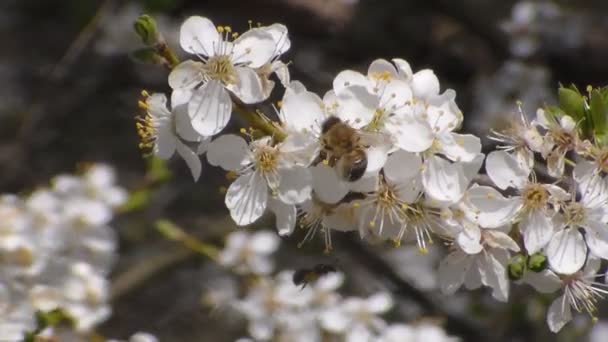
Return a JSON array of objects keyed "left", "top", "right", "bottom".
[
  {"left": 527, "top": 252, "right": 547, "bottom": 273},
  {"left": 134, "top": 15, "right": 160, "bottom": 46},
  {"left": 508, "top": 254, "right": 527, "bottom": 281}
]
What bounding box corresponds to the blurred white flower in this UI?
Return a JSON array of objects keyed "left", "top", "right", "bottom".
[{"left": 218, "top": 230, "right": 280, "bottom": 275}]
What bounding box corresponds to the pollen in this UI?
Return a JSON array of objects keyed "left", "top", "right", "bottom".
[
  {"left": 521, "top": 183, "right": 548, "bottom": 210},
  {"left": 564, "top": 202, "right": 586, "bottom": 226},
  {"left": 255, "top": 146, "right": 279, "bottom": 174},
  {"left": 204, "top": 55, "right": 237, "bottom": 85},
  {"left": 135, "top": 113, "right": 156, "bottom": 151}
]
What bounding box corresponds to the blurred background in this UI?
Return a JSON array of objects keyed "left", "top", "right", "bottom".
[{"left": 3, "top": 0, "right": 608, "bottom": 341}]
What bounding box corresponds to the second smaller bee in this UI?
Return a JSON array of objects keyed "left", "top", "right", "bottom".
[{"left": 292, "top": 264, "right": 337, "bottom": 289}]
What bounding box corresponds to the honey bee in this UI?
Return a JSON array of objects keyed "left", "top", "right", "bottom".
[
  {"left": 292, "top": 264, "right": 337, "bottom": 289},
  {"left": 320, "top": 116, "right": 387, "bottom": 182}
]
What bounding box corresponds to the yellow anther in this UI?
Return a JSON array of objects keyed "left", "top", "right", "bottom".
[
  {"left": 276, "top": 101, "right": 283, "bottom": 108},
  {"left": 218, "top": 186, "right": 227, "bottom": 194},
  {"left": 141, "top": 90, "right": 150, "bottom": 97},
  {"left": 587, "top": 85, "right": 593, "bottom": 93},
  {"left": 352, "top": 202, "right": 360, "bottom": 208},
  {"left": 392, "top": 238, "right": 401, "bottom": 247},
  {"left": 240, "top": 128, "right": 247, "bottom": 134},
  {"left": 418, "top": 247, "right": 429, "bottom": 255},
  {"left": 232, "top": 32, "right": 239, "bottom": 39},
  {"left": 138, "top": 100, "right": 148, "bottom": 110},
  {"left": 369, "top": 220, "right": 375, "bottom": 227},
  {"left": 224, "top": 26, "right": 232, "bottom": 33},
  {"left": 217, "top": 26, "right": 224, "bottom": 33},
  {"left": 226, "top": 171, "right": 238, "bottom": 180},
  {"left": 322, "top": 159, "right": 329, "bottom": 165}
]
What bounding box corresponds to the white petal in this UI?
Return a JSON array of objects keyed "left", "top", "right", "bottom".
[
  {"left": 422, "top": 156, "right": 467, "bottom": 203},
  {"left": 175, "top": 139, "right": 202, "bottom": 181},
  {"left": 466, "top": 185, "right": 522, "bottom": 228},
  {"left": 522, "top": 270, "right": 561, "bottom": 294},
  {"left": 227, "top": 67, "right": 266, "bottom": 104},
  {"left": 457, "top": 225, "right": 483, "bottom": 254},
  {"left": 362, "top": 145, "right": 389, "bottom": 177},
  {"left": 174, "top": 105, "right": 202, "bottom": 141},
  {"left": 188, "top": 80, "right": 232, "bottom": 136},
  {"left": 383, "top": 150, "right": 422, "bottom": 184},
  {"left": 320, "top": 308, "right": 350, "bottom": 333},
  {"left": 280, "top": 91, "right": 326, "bottom": 132},
  {"left": 268, "top": 198, "right": 297, "bottom": 236},
  {"left": 560, "top": 115, "right": 576, "bottom": 132},
  {"left": 168, "top": 60, "right": 204, "bottom": 90},
  {"left": 249, "top": 230, "right": 280, "bottom": 254},
  {"left": 412, "top": 69, "right": 439, "bottom": 99},
  {"left": 547, "top": 295, "right": 572, "bottom": 333},
  {"left": 271, "top": 60, "right": 290, "bottom": 86},
  {"left": 179, "top": 16, "right": 219, "bottom": 56},
  {"left": 380, "top": 79, "right": 412, "bottom": 111},
  {"left": 546, "top": 228, "right": 587, "bottom": 275},
  {"left": 310, "top": 164, "right": 349, "bottom": 204},
  {"left": 154, "top": 125, "right": 177, "bottom": 159},
  {"left": 520, "top": 210, "right": 554, "bottom": 254},
  {"left": 261, "top": 23, "right": 290, "bottom": 55},
  {"left": 438, "top": 250, "right": 471, "bottom": 294},
  {"left": 366, "top": 292, "right": 393, "bottom": 313},
  {"left": 484, "top": 230, "right": 520, "bottom": 252},
  {"left": 584, "top": 220, "right": 608, "bottom": 260},
  {"left": 171, "top": 88, "right": 193, "bottom": 107},
  {"left": 392, "top": 58, "right": 412, "bottom": 80},
  {"left": 232, "top": 29, "right": 276, "bottom": 68},
  {"left": 485, "top": 150, "right": 530, "bottom": 190},
  {"left": 335, "top": 86, "right": 377, "bottom": 128},
  {"left": 367, "top": 59, "right": 397, "bottom": 79},
  {"left": 438, "top": 133, "right": 481, "bottom": 163},
  {"left": 333, "top": 70, "right": 369, "bottom": 94},
  {"left": 225, "top": 172, "right": 268, "bottom": 225},
  {"left": 277, "top": 166, "right": 312, "bottom": 204},
  {"left": 390, "top": 115, "right": 434, "bottom": 152},
  {"left": 477, "top": 248, "right": 510, "bottom": 302},
  {"left": 206, "top": 134, "right": 250, "bottom": 171}
]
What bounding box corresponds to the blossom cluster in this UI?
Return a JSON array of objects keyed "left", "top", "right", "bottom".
[
  {"left": 0, "top": 164, "right": 155, "bottom": 341},
  {"left": 138, "top": 14, "right": 608, "bottom": 334},
  {"left": 208, "top": 230, "right": 458, "bottom": 342}
]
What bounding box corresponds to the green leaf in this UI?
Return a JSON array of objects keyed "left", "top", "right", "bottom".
[
  {"left": 590, "top": 88, "right": 608, "bottom": 145},
  {"left": 134, "top": 14, "right": 160, "bottom": 46},
  {"left": 558, "top": 86, "right": 586, "bottom": 122}
]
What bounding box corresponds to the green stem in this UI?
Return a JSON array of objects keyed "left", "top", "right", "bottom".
[
  {"left": 155, "top": 219, "right": 220, "bottom": 259},
  {"left": 157, "top": 41, "right": 180, "bottom": 69},
  {"left": 233, "top": 102, "right": 287, "bottom": 142}
]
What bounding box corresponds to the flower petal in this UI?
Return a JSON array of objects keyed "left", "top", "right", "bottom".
[
  {"left": 485, "top": 150, "right": 530, "bottom": 190},
  {"left": 466, "top": 185, "right": 522, "bottom": 228},
  {"left": 477, "top": 248, "right": 510, "bottom": 302},
  {"left": 422, "top": 156, "right": 467, "bottom": 204},
  {"left": 227, "top": 67, "right": 265, "bottom": 104},
  {"left": 174, "top": 105, "right": 202, "bottom": 142},
  {"left": 411, "top": 69, "right": 439, "bottom": 100},
  {"left": 384, "top": 150, "right": 422, "bottom": 184},
  {"left": 249, "top": 230, "right": 280, "bottom": 254},
  {"left": 546, "top": 228, "right": 587, "bottom": 275},
  {"left": 280, "top": 91, "right": 326, "bottom": 132},
  {"left": 175, "top": 139, "right": 202, "bottom": 181},
  {"left": 392, "top": 58, "right": 412, "bottom": 80},
  {"left": 207, "top": 134, "right": 250, "bottom": 171},
  {"left": 277, "top": 166, "right": 312, "bottom": 204},
  {"left": 438, "top": 133, "right": 481, "bottom": 163},
  {"left": 389, "top": 114, "right": 434, "bottom": 152},
  {"left": 188, "top": 80, "right": 232, "bottom": 136},
  {"left": 310, "top": 164, "right": 349, "bottom": 204},
  {"left": 268, "top": 198, "right": 297, "bottom": 236},
  {"left": 179, "top": 16, "right": 219, "bottom": 56},
  {"left": 335, "top": 86, "right": 377, "bottom": 128},
  {"left": 168, "top": 60, "right": 204, "bottom": 90},
  {"left": 261, "top": 23, "right": 290, "bottom": 56},
  {"left": 438, "top": 250, "right": 471, "bottom": 295},
  {"left": 333, "top": 70, "right": 369, "bottom": 95},
  {"left": 520, "top": 210, "right": 554, "bottom": 254},
  {"left": 225, "top": 172, "right": 268, "bottom": 225},
  {"left": 521, "top": 270, "right": 561, "bottom": 294},
  {"left": 366, "top": 292, "right": 393, "bottom": 314},
  {"left": 232, "top": 29, "right": 276, "bottom": 68},
  {"left": 547, "top": 295, "right": 572, "bottom": 333},
  {"left": 584, "top": 220, "right": 608, "bottom": 260}
]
